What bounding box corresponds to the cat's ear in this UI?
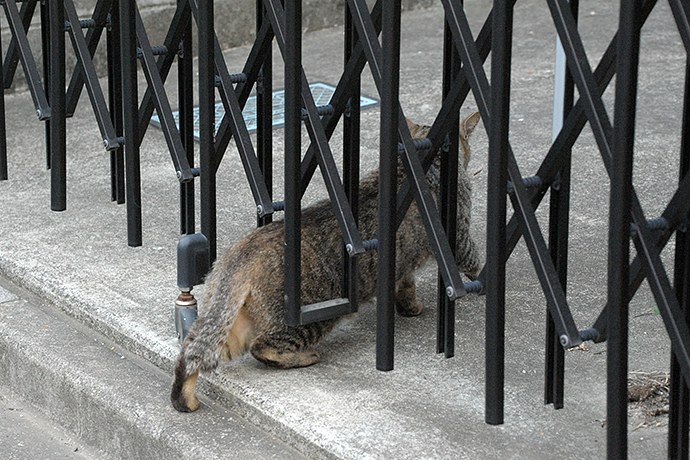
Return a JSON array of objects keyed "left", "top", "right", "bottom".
[
  {"left": 459, "top": 112, "right": 480, "bottom": 170},
  {"left": 406, "top": 117, "right": 421, "bottom": 136},
  {"left": 460, "top": 111, "right": 481, "bottom": 140}
]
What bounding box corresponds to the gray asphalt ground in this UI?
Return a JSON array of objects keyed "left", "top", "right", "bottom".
[
  {"left": 0, "top": 383, "right": 100, "bottom": 459},
  {"left": 0, "top": 0, "right": 685, "bottom": 458}
]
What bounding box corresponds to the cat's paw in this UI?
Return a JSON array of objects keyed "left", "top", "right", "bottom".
[
  {"left": 251, "top": 345, "right": 321, "bottom": 369},
  {"left": 170, "top": 372, "right": 200, "bottom": 413},
  {"left": 464, "top": 271, "right": 479, "bottom": 281},
  {"left": 171, "top": 392, "right": 200, "bottom": 413},
  {"left": 396, "top": 299, "right": 424, "bottom": 317}
]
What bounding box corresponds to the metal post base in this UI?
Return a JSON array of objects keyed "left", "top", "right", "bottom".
[{"left": 175, "top": 290, "right": 197, "bottom": 344}]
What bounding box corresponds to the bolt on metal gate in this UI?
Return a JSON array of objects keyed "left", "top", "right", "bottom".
[{"left": 1, "top": 0, "right": 690, "bottom": 457}]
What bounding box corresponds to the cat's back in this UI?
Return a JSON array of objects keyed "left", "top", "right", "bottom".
[
  {"left": 211, "top": 200, "right": 341, "bottom": 281},
  {"left": 208, "top": 222, "right": 285, "bottom": 288}
]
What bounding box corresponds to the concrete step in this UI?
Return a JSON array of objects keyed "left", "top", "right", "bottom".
[
  {"left": 0, "top": 1, "right": 677, "bottom": 458},
  {"left": 0, "top": 383, "right": 102, "bottom": 459},
  {"left": 0, "top": 279, "right": 308, "bottom": 460}
]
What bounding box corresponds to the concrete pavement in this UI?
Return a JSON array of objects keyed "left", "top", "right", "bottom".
[
  {"left": 0, "top": 373, "right": 100, "bottom": 459},
  {"left": 0, "top": 0, "right": 684, "bottom": 458},
  {"left": 0, "top": 279, "right": 306, "bottom": 459}
]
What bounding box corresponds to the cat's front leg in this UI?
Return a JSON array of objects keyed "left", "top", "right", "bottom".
[{"left": 395, "top": 274, "right": 425, "bottom": 317}]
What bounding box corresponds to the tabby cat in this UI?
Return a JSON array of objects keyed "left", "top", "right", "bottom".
[{"left": 171, "top": 113, "right": 481, "bottom": 412}]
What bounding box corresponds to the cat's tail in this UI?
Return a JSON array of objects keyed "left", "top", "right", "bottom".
[{"left": 171, "top": 280, "right": 252, "bottom": 412}]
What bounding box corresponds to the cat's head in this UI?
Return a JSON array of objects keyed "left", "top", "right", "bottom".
[{"left": 405, "top": 111, "right": 481, "bottom": 170}]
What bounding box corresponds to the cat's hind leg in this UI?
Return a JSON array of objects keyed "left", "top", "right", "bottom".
[
  {"left": 250, "top": 321, "right": 334, "bottom": 369},
  {"left": 171, "top": 304, "right": 255, "bottom": 412},
  {"left": 171, "top": 328, "right": 203, "bottom": 412},
  {"left": 171, "top": 350, "right": 201, "bottom": 412},
  {"left": 395, "top": 274, "right": 424, "bottom": 317}
]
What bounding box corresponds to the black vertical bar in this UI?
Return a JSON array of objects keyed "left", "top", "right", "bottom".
[
  {"left": 49, "top": 0, "right": 66, "bottom": 211},
  {"left": 544, "top": 169, "right": 570, "bottom": 408},
  {"left": 120, "top": 0, "right": 142, "bottom": 246},
  {"left": 668, "top": 59, "right": 690, "bottom": 460},
  {"left": 41, "top": 0, "right": 50, "bottom": 170},
  {"left": 107, "top": 3, "right": 125, "bottom": 204},
  {"left": 179, "top": 0, "right": 194, "bottom": 235},
  {"left": 376, "top": 0, "right": 401, "bottom": 371},
  {"left": 257, "top": 0, "right": 273, "bottom": 228},
  {"left": 343, "top": 2, "right": 360, "bottom": 309},
  {"left": 437, "top": 17, "right": 460, "bottom": 358},
  {"left": 485, "top": 0, "right": 512, "bottom": 425},
  {"left": 284, "top": 0, "right": 302, "bottom": 327},
  {"left": 545, "top": 0, "right": 578, "bottom": 410},
  {"left": 3, "top": 0, "right": 37, "bottom": 89},
  {"left": 199, "top": 0, "right": 216, "bottom": 260},
  {"left": 0, "top": 27, "right": 6, "bottom": 181},
  {"left": 607, "top": 0, "right": 640, "bottom": 457}
]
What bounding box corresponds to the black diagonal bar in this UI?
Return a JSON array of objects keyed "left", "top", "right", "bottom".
[
  {"left": 214, "top": 39, "right": 274, "bottom": 219},
  {"left": 396, "top": 2, "right": 500, "bottom": 227},
  {"left": 299, "top": 0, "right": 382, "bottom": 197},
  {"left": 484, "top": 0, "right": 657, "bottom": 298},
  {"left": 177, "top": 9, "right": 276, "bottom": 260},
  {"left": 546, "top": 0, "right": 614, "bottom": 163},
  {"left": 136, "top": 0, "right": 191, "bottom": 144},
  {"left": 346, "top": 0, "right": 465, "bottom": 299},
  {"left": 444, "top": 0, "right": 580, "bottom": 347},
  {"left": 592, "top": 169, "right": 690, "bottom": 340},
  {"left": 187, "top": 0, "right": 273, "bottom": 219},
  {"left": 548, "top": 0, "right": 690, "bottom": 385},
  {"left": 2, "top": 0, "right": 38, "bottom": 87},
  {"left": 64, "top": 0, "right": 112, "bottom": 117},
  {"left": 669, "top": 0, "right": 690, "bottom": 53},
  {"left": 134, "top": 6, "right": 193, "bottom": 183},
  {"left": 213, "top": 20, "right": 274, "bottom": 163},
  {"left": 614, "top": 56, "right": 690, "bottom": 460},
  {"left": 265, "top": 0, "right": 364, "bottom": 256},
  {"left": 548, "top": 0, "right": 690, "bottom": 403},
  {"left": 630, "top": 195, "right": 690, "bottom": 430},
  {"left": 504, "top": 158, "right": 579, "bottom": 345},
  {"left": 64, "top": 0, "right": 119, "bottom": 150},
  {"left": 479, "top": 0, "right": 656, "bottom": 288},
  {"left": 466, "top": 0, "right": 654, "bottom": 319},
  {"left": 2, "top": 0, "right": 50, "bottom": 119}
]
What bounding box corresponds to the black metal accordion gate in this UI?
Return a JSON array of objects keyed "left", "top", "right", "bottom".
[{"left": 0, "top": 0, "right": 689, "bottom": 457}]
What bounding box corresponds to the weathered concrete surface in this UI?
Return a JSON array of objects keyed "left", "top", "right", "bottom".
[
  {"left": 0, "top": 0, "right": 684, "bottom": 458},
  {"left": 0, "top": 0, "right": 433, "bottom": 93},
  {"left": 0, "top": 281, "right": 307, "bottom": 459},
  {"left": 0, "top": 378, "right": 101, "bottom": 459}
]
